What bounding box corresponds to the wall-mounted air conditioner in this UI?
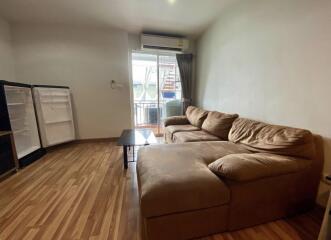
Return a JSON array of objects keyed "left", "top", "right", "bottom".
[{"left": 141, "top": 34, "right": 189, "bottom": 52}]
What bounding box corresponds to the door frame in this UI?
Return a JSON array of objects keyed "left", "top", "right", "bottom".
[{"left": 130, "top": 49, "right": 181, "bottom": 136}]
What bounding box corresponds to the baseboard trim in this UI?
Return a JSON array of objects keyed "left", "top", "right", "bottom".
[
  {"left": 45, "top": 138, "right": 119, "bottom": 152},
  {"left": 75, "top": 137, "right": 119, "bottom": 143}
]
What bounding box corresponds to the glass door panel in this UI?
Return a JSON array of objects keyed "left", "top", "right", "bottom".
[
  {"left": 132, "top": 52, "right": 182, "bottom": 136},
  {"left": 132, "top": 53, "right": 158, "bottom": 135}
]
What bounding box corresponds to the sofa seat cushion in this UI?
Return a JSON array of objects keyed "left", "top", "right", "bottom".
[
  {"left": 185, "top": 106, "right": 209, "bottom": 128},
  {"left": 209, "top": 153, "right": 312, "bottom": 182},
  {"left": 165, "top": 125, "right": 201, "bottom": 143},
  {"left": 173, "top": 130, "right": 220, "bottom": 143},
  {"left": 164, "top": 116, "right": 189, "bottom": 127},
  {"left": 202, "top": 111, "right": 239, "bottom": 140},
  {"left": 137, "top": 142, "right": 251, "bottom": 218},
  {"left": 166, "top": 125, "right": 200, "bottom": 135},
  {"left": 229, "top": 118, "right": 315, "bottom": 159}
]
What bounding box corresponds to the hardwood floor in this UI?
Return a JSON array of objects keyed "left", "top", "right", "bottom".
[{"left": 0, "top": 142, "right": 324, "bottom": 240}]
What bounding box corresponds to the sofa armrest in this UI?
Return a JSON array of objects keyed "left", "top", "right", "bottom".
[
  {"left": 208, "top": 153, "right": 311, "bottom": 182},
  {"left": 164, "top": 116, "right": 189, "bottom": 127}
]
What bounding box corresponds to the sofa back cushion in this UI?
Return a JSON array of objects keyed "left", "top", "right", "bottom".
[
  {"left": 208, "top": 153, "right": 311, "bottom": 182},
  {"left": 185, "top": 106, "right": 208, "bottom": 128},
  {"left": 201, "top": 111, "right": 239, "bottom": 140},
  {"left": 228, "top": 118, "right": 315, "bottom": 159}
]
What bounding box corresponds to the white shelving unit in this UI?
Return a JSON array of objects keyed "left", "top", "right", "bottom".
[
  {"left": 4, "top": 85, "right": 41, "bottom": 159},
  {"left": 33, "top": 86, "right": 75, "bottom": 147}
]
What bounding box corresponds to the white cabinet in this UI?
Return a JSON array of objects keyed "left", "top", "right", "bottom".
[
  {"left": 33, "top": 86, "right": 75, "bottom": 147},
  {"left": 3, "top": 84, "right": 42, "bottom": 161},
  {"left": 4, "top": 85, "right": 41, "bottom": 159}
]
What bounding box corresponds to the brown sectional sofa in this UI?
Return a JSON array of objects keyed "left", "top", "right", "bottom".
[{"left": 137, "top": 106, "right": 324, "bottom": 240}]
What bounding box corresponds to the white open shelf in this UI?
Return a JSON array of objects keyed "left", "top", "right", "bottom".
[
  {"left": 4, "top": 85, "right": 41, "bottom": 159},
  {"left": 33, "top": 87, "right": 75, "bottom": 147},
  {"left": 7, "top": 102, "right": 26, "bottom": 106},
  {"left": 45, "top": 119, "right": 72, "bottom": 124}
]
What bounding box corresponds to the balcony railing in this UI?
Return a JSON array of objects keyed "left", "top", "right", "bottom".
[
  {"left": 134, "top": 101, "right": 165, "bottom": 127},
  {"left": 134, "top": 99, "right": 183, "bottom": 132}
]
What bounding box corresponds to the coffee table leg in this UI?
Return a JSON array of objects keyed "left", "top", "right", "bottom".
[
  {"left": 133, "top": 145, "right": 135, "bottom": 162},
  {"left": 123, "top": 145, "right": 128, "bottom": 169}
]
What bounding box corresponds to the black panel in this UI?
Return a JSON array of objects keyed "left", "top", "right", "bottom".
[
  {"left": 0, "top": 84, "right": 11, "bottom": 131},
  {"left": 19, "top": 148, "right": 46, "bottom": 168},
  {"left": 0, "top": 135, "right": 15, "bottom": 175},
  {"left": 0, "top": 80, "right": 32, "bottom": 88},
  {"left": 32, "top": 85, "right": 69, "bottom": 89}
]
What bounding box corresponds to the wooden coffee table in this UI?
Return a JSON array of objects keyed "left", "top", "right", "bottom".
[{"left": 117, "top": 129, "right": 157, "bottom": 169}]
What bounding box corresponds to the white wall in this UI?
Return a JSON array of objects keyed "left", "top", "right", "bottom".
[
  {"left": 11, "top": 24, "right": 132, "bottom": 139},
  {"left": 0, "top": 18, "right": 15, "bottom": 80},
  {"left": 196, "top": 0, "right": 331, "bottom": 204}
]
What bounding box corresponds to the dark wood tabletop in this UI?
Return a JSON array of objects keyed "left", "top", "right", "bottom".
[
  {"left": 117, "top": 129, "right": 157, "bottom": 169},
  {"left": 117, "top": 129, "right": 157, "bottom": 146}
]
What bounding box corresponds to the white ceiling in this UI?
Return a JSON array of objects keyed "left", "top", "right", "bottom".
[{"left": 0, "top": 0, "right": 232, "bottom": 37}]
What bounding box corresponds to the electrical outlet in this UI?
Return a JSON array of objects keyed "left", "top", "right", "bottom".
[{"left": 110, "top": 80, "right": 124, "bottom": 90}]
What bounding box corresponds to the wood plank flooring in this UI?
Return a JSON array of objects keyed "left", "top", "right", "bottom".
[{"left": 0, "top": 142, "right": 324, "bottom": 240}]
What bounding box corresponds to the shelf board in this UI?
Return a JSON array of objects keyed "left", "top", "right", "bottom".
[
  {"left": 5, "top": 88, "right": 25, "bottom": 92},
  {"left": 40, "top": 93, "right": 69, "bottom": 97},
  {"left": 17, "top": 145, "right": 40, "bottom": 159},
  {"left": 13, "top": 129, "right": 30, "bottom": 134},
  {"left": 41, "top": 100, "right": 69, "bottom": 104},
  {"left": 45, "top": 119, "right": 72, "bottom": 124},
  {"left": 46, "top": 137, "right": 75, "bottom": 147},
  {"left": 7, "top": 102, "right": 26, "bottom": 106},
  {"left": 10, "top": 118, "right": 26, "bottom": 122}
]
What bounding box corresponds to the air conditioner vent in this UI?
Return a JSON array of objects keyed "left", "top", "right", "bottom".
[{"left": 141, "top": 34, "right": 189, "bottom": 52}]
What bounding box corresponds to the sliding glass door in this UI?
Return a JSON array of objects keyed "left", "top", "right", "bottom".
[{"left": 132, "top": 52, "right": 182, "bottom": 136}]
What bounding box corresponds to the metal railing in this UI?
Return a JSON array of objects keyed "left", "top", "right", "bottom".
[{"left": 134, "top": 101, "right": 165, "bottom": 127}]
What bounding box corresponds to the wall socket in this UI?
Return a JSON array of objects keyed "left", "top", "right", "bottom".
[{"left": 110, "top": 80, "right": 124, "bottom": 89}]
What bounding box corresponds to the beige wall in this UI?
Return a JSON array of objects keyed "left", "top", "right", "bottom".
[
  {"left": 12, "top": 24, "right": 132, "bottom": 139},
  {"left": 0, "top": 18, "right": 15, "bottom": 80},
  {"left": 196, "top": 0, "right": 331, "bottom": 204}
]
